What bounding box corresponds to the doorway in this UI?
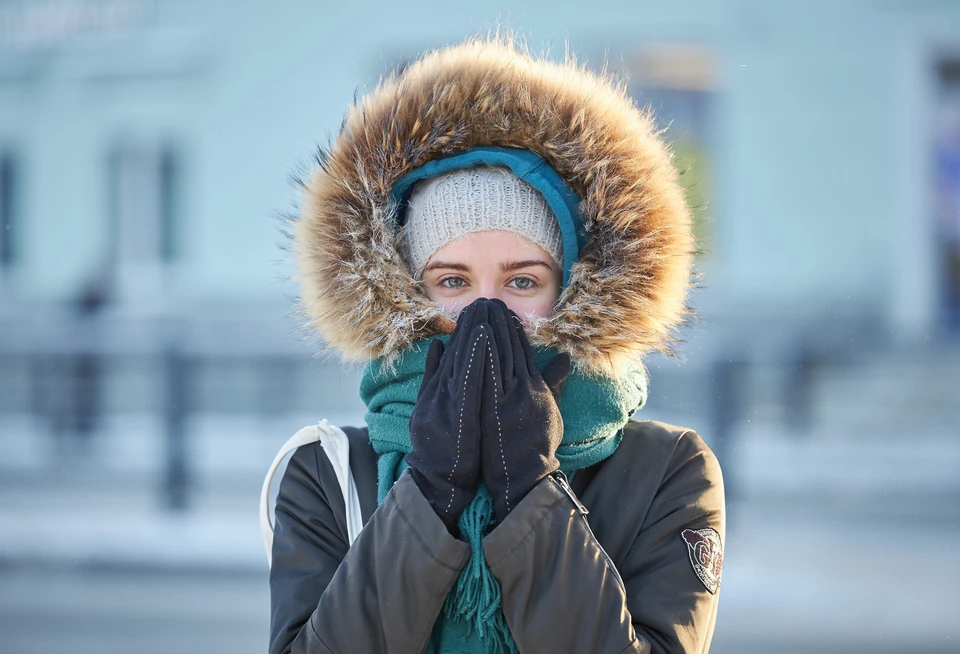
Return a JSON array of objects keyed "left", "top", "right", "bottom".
[{"left": 935, "top": 60, "right": 960, "bottom": 332}]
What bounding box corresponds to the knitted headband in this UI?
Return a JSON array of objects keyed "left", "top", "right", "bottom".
[
  {"left": 391, "top": 147, "right": 587, "bottom": 287},
  {"left": 403, "top": 166, "right": 564, "bottom": 278}
]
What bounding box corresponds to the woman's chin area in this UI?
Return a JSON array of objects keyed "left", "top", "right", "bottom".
[{"left": 419, "top": 230, "right": 562, "bottom": 323}]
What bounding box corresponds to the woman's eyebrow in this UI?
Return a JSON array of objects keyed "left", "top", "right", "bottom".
[
  {"left": 423, "top": 261, "right": 471, "bottom": 273},
  {"left": 500, "top": 260, "right": 552, "bottom": 273}
]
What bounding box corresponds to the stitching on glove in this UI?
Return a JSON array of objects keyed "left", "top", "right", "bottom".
[
  {"left": 486, "top": 343, "right": 508, "bottom": 512},
  {"left": 447, "top": 330, "right": 485, "bottom": 514}
]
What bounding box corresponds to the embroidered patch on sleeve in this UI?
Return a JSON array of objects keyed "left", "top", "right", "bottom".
[{"left": 681, "top": 528, "right": 723, "bottom": 594}]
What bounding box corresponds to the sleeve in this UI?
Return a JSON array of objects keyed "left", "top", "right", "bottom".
[
  {"left": 269, "top": 448, "right": 472, "bottom": 654},
  {"left": 482, "top": 430, "right": 725, "bottom": 654}
]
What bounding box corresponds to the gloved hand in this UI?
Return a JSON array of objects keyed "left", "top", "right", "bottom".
[
  {"left": 479, "top": 299, "right": 571, "bottom": 524},
  {"left": 407, "top": 299, "right": 493, "bottom": 535}
]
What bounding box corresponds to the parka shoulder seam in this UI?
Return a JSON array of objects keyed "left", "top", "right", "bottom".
[
  {"left": 657, "top": 428, "right": 689, "bottom": 492},
  {"left": 273, "top": 443, "right": 330, "bottom": 529},
  {"left": 308, "top": 440, "right": 343, "bottom": 508},
  {"left": 668, "top": 428, "right": 723, "bottom": 489}
]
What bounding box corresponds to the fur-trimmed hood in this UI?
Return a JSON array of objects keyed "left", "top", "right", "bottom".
[{"left": 293, "top": 37, "right": 695, "bottom": 376}]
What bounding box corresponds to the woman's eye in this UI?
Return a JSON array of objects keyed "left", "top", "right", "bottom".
[
  {"left": 509, "top": 276, "right": 538, "bottom": 290},
  {"left": 439, "top": 277, "right": 466, "bottom": 289}
]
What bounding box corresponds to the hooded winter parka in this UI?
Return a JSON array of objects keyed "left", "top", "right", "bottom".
[
  {"left": 270, "top": 420, "right": 723, "bottom": 654},
  {"left": 270, "top": 38, "right": 725, "bottom": 654}
]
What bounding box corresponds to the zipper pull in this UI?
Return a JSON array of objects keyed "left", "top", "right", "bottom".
[{"left": 551, "top": 470, "right": 589, "bottom": 515}]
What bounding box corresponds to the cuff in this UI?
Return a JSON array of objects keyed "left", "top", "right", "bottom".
[
  {"left": 481, "top": 475, "right": 572, "bottom": 569},
  {"left": 391, "top": 469, "right": 472, "bottom": 570}
]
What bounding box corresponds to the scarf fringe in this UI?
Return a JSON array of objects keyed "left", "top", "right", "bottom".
[{"left": 441, "top": 486, "right": 516, "bottom": 654}]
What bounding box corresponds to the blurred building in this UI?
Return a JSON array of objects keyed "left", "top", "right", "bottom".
[
  {"left": 0, "top": 1, "right": 958, "bottom": 330},
  {"left": 0, "top": 0, "right": 958, "bottom": 482},
  {"left": 1, "top": 4, "right": 959, "bottom": 653}
]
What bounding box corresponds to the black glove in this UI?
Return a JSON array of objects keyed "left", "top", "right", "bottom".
[
  {"left": 407, "top": 299, "right": 493, "bottom": 535},
  {"left": 479, "top": 299, "right": 571, "bottom": 524}
]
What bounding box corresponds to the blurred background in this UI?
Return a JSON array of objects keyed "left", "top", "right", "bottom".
[{"left": 1, "top": 1, "right": 958, "bottom": 652}]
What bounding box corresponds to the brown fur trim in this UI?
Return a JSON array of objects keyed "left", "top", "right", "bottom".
[{"left": 294, "top": 37, "right": 694, "bottom": 376}]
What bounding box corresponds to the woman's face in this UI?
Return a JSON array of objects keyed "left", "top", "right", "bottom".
[{"left": 421, "top": 230, "right": 562, "bottom": 322}]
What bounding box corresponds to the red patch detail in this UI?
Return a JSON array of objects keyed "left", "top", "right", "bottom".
[{"left": 681, "top": 528, "right": 723, "bottom": 594}]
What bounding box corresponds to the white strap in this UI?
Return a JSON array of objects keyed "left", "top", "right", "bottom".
[
  {"left": 320, "top": 422, "right": 364, "bottom": 550},
  {"left": 259, "top": 419, "right": 364, "bottom": 567}
]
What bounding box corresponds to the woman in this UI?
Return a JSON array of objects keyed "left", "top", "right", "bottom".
[{"left": 267, "top": 37, "right": 725, "bottom": 654}]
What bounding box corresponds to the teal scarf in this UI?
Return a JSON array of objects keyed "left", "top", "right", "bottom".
[{"left": 360, "top": 335, "right": 648, "bottom": 654}]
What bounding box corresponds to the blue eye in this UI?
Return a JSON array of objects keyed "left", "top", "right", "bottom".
[
  {"left": 509, "top": 276, "right": 538, "bottom": 290},
  {"left": 440, "top": 277, "right": 466, "bottom": 289}
]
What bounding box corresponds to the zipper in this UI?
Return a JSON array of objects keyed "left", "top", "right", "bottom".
[
  {"left": 550, "top": 470, "right": 626, "bottom": 593},
  {"left": 550, "top": 470, "right": 589, "bottom": 515}
]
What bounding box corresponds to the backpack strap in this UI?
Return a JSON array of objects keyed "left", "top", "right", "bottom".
[{"left": 259, "top": 419, "right": 364, "bottom": 567}]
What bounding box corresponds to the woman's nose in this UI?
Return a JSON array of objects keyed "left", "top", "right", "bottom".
[
  {"left": 473, "top": 282, "right": 505, "bottom": 304},
  {"left": 465, "top": 288, "right": 529, "bottom": 324}
]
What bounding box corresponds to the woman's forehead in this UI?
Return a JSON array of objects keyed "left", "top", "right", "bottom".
[{"left": 428, "top": 230, "right": 558, "bottom": 268}]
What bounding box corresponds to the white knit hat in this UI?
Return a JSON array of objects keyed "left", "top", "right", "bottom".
[{"left": 403, "top": 167, "right": 564, "bottom": 277}]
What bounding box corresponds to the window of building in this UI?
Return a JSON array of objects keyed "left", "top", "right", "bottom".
[
  {"left": 627, "top": 44, "right": 716, "bottom": 259},
  {"left": 936, "top": 60, "right": 960, "bottom": 331},
  {"left": 106, "top": 142, "right": 181, "bottom": 295},
  {"left": 0, "top": 150, "right": 18, "bottom": 269}
]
